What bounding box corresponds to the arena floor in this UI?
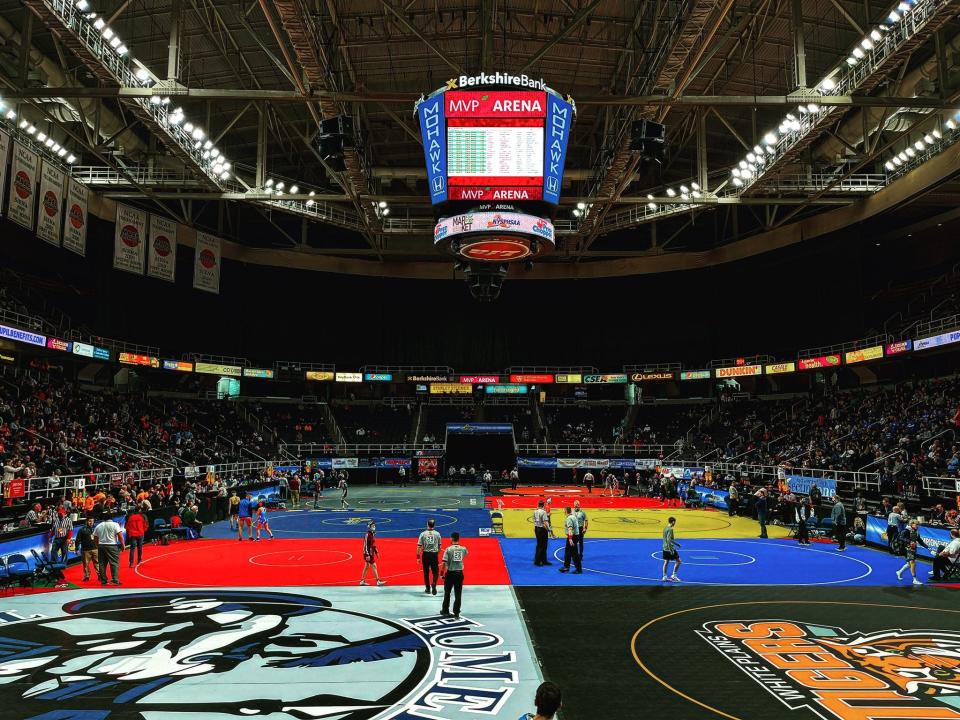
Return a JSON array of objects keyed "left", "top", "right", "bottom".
[{"left": 2, "top": 484, "right": 956, "bottom": 720}]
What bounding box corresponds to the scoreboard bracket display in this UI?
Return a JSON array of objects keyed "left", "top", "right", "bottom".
[{"left": 415, "top": 74, "right": 574, "bottom": 272}]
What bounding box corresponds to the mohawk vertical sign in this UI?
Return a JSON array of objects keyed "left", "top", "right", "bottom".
[
  {"left": 113, "top": 203, "right": 147, "bottom": 275},
  {"left": 193, "top": 231, "right": 222, "bottom": 294},
  {"left": 7, "top": 142, "right": 38, "bottom": 231},
  {"left": 147, "top": 214, "right": 178, "bottom": 283},
  {"left": 62, "top": 178, "right": 88, "bottom": 256},
  {"left": 35, "top": 161, "right": 65, "bottom": 246}
]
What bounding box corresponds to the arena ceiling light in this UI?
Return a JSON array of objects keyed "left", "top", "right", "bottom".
[{"left": 730, "top": 0, "right": 930, "bottom": 194}]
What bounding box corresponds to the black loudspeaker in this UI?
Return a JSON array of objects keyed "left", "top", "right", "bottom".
[
  {"left": 631, "top": 119, "right": 665, "bottom": 161},
  {"left": 315, "top": 115, "right": 355, "bottom": 171}
]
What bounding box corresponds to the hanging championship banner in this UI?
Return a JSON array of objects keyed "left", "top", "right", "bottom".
[
  {"left": 0, "top": 131, "right": 10, "bottom": 215},
  {"left": 8, "top": 142, "right": 38, "bottom": 230},
  {"left": 113, "top": 203, "right": 147, "bottom": 274},
  {"left": 147, "top": 214, "right": 177, "bottom": 282},
  {"left": 36, "top": 161, "right": 65, "bottom": 246},
  {"left": 63, "top": 178, "right": 88, "bottom": 256},
  {"left": 193, "top": 231, "right": 221, "bottom": 294}
]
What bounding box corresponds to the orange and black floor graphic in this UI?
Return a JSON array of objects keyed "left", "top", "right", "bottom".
[{"left": 516, "top": 586, "right": 960, "bottom": 720}]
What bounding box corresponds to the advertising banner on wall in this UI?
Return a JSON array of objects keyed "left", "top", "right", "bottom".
[
  {"left": 0, "top": 131, "right": 10, "bottom": 215},
  {"left": 785, "top": 474, "right": 837, "bottom": 497},
  {"left": 193, "top": 231, "right": 222, "bottom": 293},
  {"left": 7, "top": 142, "right": 38, "bottom": 230},
  {"left": 885, "top": 340, "right": 912, "bottom": 355},
  {"left": 62, "top": 178, "right": 88, "bottom": 256},
  {"left": 147, "top": 214, "right": 178, "bottom": 282},
  {"left": 765, "top": 362, "right": 796, "bottom": 375},
  {"left": 797, "top": 354, "right": 841, "bottom": 370},
  {"left": 113, "top": 203, "right": 147, "bottom": 274},
  {"left": 715, "top": 365, "right": 762, "bottom": 378},
  {"left": 35, "top": 161, "right": 65, "bottom": 246}
]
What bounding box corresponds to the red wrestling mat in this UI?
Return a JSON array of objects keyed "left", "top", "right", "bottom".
[{"left": 61, "top": 538, "right": 510, "bottom": 588}]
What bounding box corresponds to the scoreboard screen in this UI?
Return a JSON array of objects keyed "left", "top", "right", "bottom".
[{"left": 417, "top": 87, "right": 574, "bottom": 205}]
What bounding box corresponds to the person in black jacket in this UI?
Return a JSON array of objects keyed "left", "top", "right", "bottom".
[
  {"left": 75, "top": 516, "right": 98, "bottom": 582},
  {"left": 796, "top": 497, "right": 812, "bottom": 546},
  {"left": 756, "top": 489, "right": 769, "bottom": 539}
]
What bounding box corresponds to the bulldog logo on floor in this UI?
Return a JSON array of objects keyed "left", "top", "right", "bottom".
[
  {"left": 697, "top": 620, "right": 960, "bottom": 719},
  {"left": 0, "top": 590, "right": 431, "bottom": 719},
  {"left": 0, "top": 590, "right": 522, "bottom": 720}
]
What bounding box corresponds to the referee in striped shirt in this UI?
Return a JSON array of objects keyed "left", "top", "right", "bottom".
[
  {"left": 417, "top": 518, "right": 442, "bottom": 595},
  {"left": 533, "top": 500, "right": 550, "bottom": 566}
]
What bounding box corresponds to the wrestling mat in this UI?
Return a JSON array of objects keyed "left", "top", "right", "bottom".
[{"left": 497, "top": 507, "right": 791, "bottom": 539}]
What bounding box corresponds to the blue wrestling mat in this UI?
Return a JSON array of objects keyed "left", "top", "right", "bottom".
[
  {"left": 500, "top": 538, "right": 923, "bottom": 586},
  {"left": 204, "top": 508, "right": 494, "bottom": 538}
]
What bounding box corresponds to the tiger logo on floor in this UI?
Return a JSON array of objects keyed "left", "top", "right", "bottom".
[{"left": 697, "top": 620, "right": 960, "bottom": 718}]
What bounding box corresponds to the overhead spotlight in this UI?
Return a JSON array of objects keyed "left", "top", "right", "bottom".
[
  {"left": 289, "top": 185, "right": 299, "bottom": 194},
  {"left": 52, "top": 143, "right": 60, "bottom": 152},
  {"left": 265, "top": 178, "right": 274, "bottom": 187},
  {"left": 752, "top": 145, "right": 763, "bottom": 155},
  {"left": 191, "top": 127, "right": 204, "bottom": 140},
  {"left": 897, "top": 1, "right": 910, "bottom": 13},
  {"left": 26, "top": 125, "right": 35, "bottom": 134},
  {"left": 692, "top": 190, "right": 701, "bottom": 198},
  {"left": 884, "top": 160, "right": 895, "bottom": 170},
  {"left": 892, "top": 156, "right": 902, "bottom": 165},
  {"left": 888, "top": 10, "right": 900, "bottom": 22},
  {"left": 382, "top": 208, "right": 390, "bottom": 216},
  {"left": 732, "top": 168, "right": 741, "bottom": 178},
  {"left": 306, "top": 198, "right": 315, "bottom": 206},
  {"left": 572, "top": 208, "right": 581, "bottom": 217},
  {"left": 223, "top": 162, "right": 231, "bottom": 171},
  {"left": 820, "top": 77, "right": 836, "bottom": 92},
  {"left": 213, "top": 163, "right": 223, "bottom": 173},
  {"left": 786, "top": 113, "right": 796, "bottom": 121},
  {"left": 860, "top": 38, "right": 873, "bottom": 50},
  {"left": 378, "top": 200, "right": 387, "bottom": 208},
  {"left": 846, "top": 56, "right": 858, "bottom": 65},
  {"left": 56, "top": 147, "right": 67, "bottom": 157},
  {"left": 220, "top": 171, "right": 230, "bottom": 180},
  {"left": 168, "top": 112, "right": 182, "bottom": 125},
  {"left": 732, "top": 177, "right": 743, "bottom": 187},
  {"left": 149, "top": 95, "right": 161, "bottom": 104},
  {"left": 202, "top": 150, "right": 210, "bottom": 159},
  {"left": 19, "top": 119, "right": 27, "bottom": 129},
  {"left": 763, "top": 132, "right": 777, "bottom": 145},
  {"left": 93, "top": 17, "right": 105, "bottom": 30},
  {"left": 211, "top": 148, "right": 220, "bottom": 158},
  {"left": 807, "top": 103, "right": 819, "bottom": 113},
  {"left": 870, "top": 29, "right": 882, "bottom": 42},
  {"left": 276, "top": 181, "right": 284, "bottom": 190},
  {"left": 36, "top": 132, "right": 47, "bottom": 142},
  {"left": 183, "top": 122, "right": 194, "bottom": 132},
  {"left": 852, "top": 47, "right": 865, "bottom": 59},
  {"left": 135, "top": 67, "right": 151, "bottom": 83},
  {"left": 576, "top": 201, "right": 586, "bottom": 210},
  {"left": 798, "top": 105, "right": 808, "bottom": 115},
  {"left": 116, "top": 45, "right": 128, "bottom": 56},
  {"left": 203, "top": 140, "right": 212, "bottom": 150},
  {"left": 109, "top": 36, "right": 121, "bottom": 49},
  {"left": 933, "top": 128, "right": 942, "bottom": 138},
  {"left": 646, "top": 202, "right": 656, "bottom": 210},
  {"left": 44, "top": 138, "right": 54, "bottom": 148},
  {"left": 665, "top": 187, "right": 676, "bottom": 197},
  {"left": 66, "top": 154, "right": 76, "bottom": 163},
  {"left": 691, "top": 182, "right": 700, "bottom": 191},
  {"left": 75, "top": 0, "right": 89, "bottom": 9},
  {"left": 914, "top": 140, "right": 924, "bottom": 150},
  {"left": 905, "top": 147, "right": 915, "bottom": 157},
  {"left": 102, "top": 27, "right": 114, "bottom": 40},
  {"left": 5, "top": 109, "right": 16, "bottom": 120},
  {"left": 746, "top": 152, "right": 756, "bottom": 163},
  {"left": 924, "top": 134, "right": 934, "bottom": 144},
  {"left": 898, "top": 151, "right": 908, "bottom": 161}
]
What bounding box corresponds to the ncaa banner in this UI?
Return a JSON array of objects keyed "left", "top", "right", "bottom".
[
  {"left": 193, "top": 230, "right": 221, "bottom": 293},
  {"left": 7, "top": 142, "right": 38, "bottom": 230},
  {"left": 36, "top": 161, "right": 65, "bottom": 246},
  {"left": 331, "top": 458, "right": 358, "bottom": 469},
  {"left": 113, "top": 203, "right": 147, "bottom": 274},
  {"left": 0, "top": 131, "right": 10, "bottom": 215},
  {"left": 147, "top": 214, "right": 177, "bottom": 282},
  {"left": 63, "top": 178, "right": 88, "bottom": 256}
]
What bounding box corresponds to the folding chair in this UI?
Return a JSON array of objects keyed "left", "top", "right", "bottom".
[
  {"left": 941, "top": 556, "right": 960, "bottom": 582},
  {"left": 6, "top": 553, "right": 34, "bottom": 587},
  {"left": 30, "top": 549, "right": 66, "bottom": 585}
]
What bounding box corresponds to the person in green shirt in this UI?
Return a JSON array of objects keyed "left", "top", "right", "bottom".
[{"left": 662, "top": 516, "right": 681, "bottom": 582}]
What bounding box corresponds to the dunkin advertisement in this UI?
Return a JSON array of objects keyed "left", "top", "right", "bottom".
[
  {"left": 113, "top": 203, "right": 147, "bottom": 275},
  {"left": 193, "top": 231, "right": 222, "bottom": 294},
  {"left": 63, "top": 178, "right": 88, "bottom": 256},
  {"left": 7, "top": 142, "right": 38, "bottom": 230},
  {"left": 147, "top": 214, "right": 178, "bottom": 282},
  {"left": 36, "top": 161, "right": 65, "bottom": 246}
]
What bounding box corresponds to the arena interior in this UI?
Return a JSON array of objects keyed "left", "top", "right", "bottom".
[{"left": 1, "top": 1, "right": 960, "bottom": 718}]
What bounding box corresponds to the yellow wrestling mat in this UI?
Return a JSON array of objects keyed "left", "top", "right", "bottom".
[{"left": 498, "top": 507, "right": 790, "bottom": 539}]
